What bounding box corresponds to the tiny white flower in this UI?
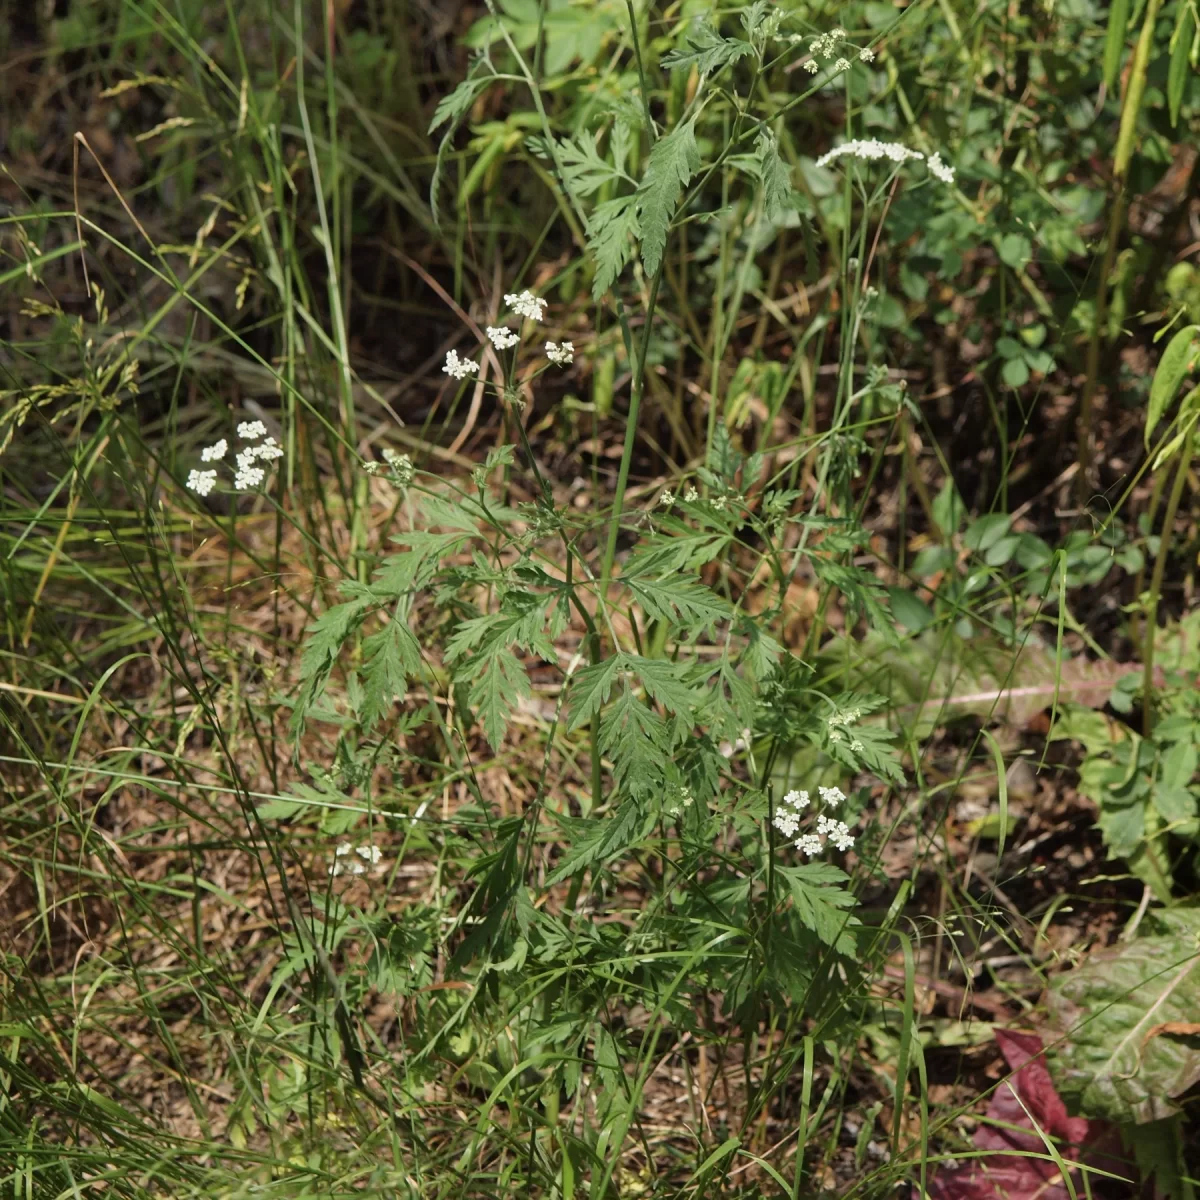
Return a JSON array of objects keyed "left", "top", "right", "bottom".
[
  {"left": 237, "top": 420, "right": 267, "bottom": 440},
  {"left": 830, "top": 27, "right": 846, "bottom": 40},
  {"left": 659, "top": 489, "right": 675, "bottom": 506},
  {"left": 712, "top": 495, "right": 727, "bottom": 510},
  {"left": 685, "top": 486, "right": 698, "bottom": 502},
  {"left": 443, "top": 349, "right": 479, "bottom": 380},
  {"left": 545, "top": 340, "right": 574, "bottom": 365},
  {"left": 783, "top": 789, "right": 811, "bottom": 810},
  {"left": 504, "top": 290, "right": 547, "bottom": 323},
  {"left": 818, "top": 785, "right": 846, "bottom": 807},
  {"left": 773, "top": 809, "right": 801, "bottom": 839},
  {"left": 803, "top": 58, "right": 820, "bottom": 74},
  {"left": 336, "top": 842, "right": 352, "bottom": 856},
  {"left": 355, "top": 844, "right": 382, "bottom": 864},
  {"left": 186, "top": 468, "right": 218, "bottom": 497},
  {"left": 834, "top": 57, "right": 850, "bottom": 71},
  {"left": 926, "top": 151, "right": 955, "bottom": 184},
  {"left": 234, "top": 463, "right": 266, "bottom": 490},
  {"left": 200, "top": 439, "right": 227, "bottom": 462},
  {"left": 487, "top": 325, "right": 519, "bottom": 350},
  {"left": 795, "top": 833, "right": 824, "bottom": 857},
  {"left": 859, "top": 47, "right": 875, "bottom": 62}
]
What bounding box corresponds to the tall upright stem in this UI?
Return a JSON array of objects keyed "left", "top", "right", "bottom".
[{"left": 1078, "top": 0, "right": 1164, "bottom": 492}]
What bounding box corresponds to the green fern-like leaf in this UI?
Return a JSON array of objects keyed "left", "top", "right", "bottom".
[
  {"left": 587, "top": 194, "right": 640, "bottom": 299},
  {"left": 754, "top": 130, "right": 795, "bottom": 223},
  {"left": 568, "top": 657, "right": 624, "bottom": 732},
  {"left": 359, "top": 619, "right": 422, "bottom": 731},
  {"left": 778, "top": 863, "right": 859, "bottom": 956},
  {"left": 660, "top": 21, "right": 755, "bottom": 75},
  {"left": 635, "top": 116, "right": 700, "bottom": 277},
  {"left": 600, "top": 685, "right": 668, "bottom": 794},
  {"left": 625, "top": 576, "right": 730, "bottom": 631},
  {"left": 544, "top": 800, "right": 646, "bottom": 886}
]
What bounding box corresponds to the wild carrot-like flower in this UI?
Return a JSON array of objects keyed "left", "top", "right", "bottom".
[
  {"left": 659, "top": 489, "right": 675, "bottom": 506},
  {"left": 487, "top": 326, "right": 520, "bottom": 350},
  {"left": 237, "top": 420, "right": 267, "bottom": 440},
  {"left": 186, "top": 469, "right": 218, "bottom": 496},
  {"left": 817, "top": 139, "right": 924, "bottom": 168},
  {"left": 926, "top": 151, "right": 955, "bottom": 184},
  {"left": 443, "top": 348, "right": 479, "bottom": 380},
  {"left": 795, "top": 833, "right": 824, "bottom": 857},
  {"left": 818, "top": 785, "right": 846, "bottom": 808},
  {"left": 545, "top": 340, "right": 574, "bottom": 365},
  {"left": 859, "top": 47, "right": 875, "bottom": 62},
  {"left": 200, "top": 439, "right": 227, "bottom": 462},
  {"left": 505, "top": 290, "right": 547, "bottom": 322},
  {"left": 329, "top": 841, "right": 382, "bottom": 876}
]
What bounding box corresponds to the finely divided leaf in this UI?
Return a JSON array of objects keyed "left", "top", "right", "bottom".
[
  {"left": 568, "top": 656, "right": 623, "bottom": 731},
  {"left": 587, "top": 194, "right": 640, "bottom": 299},
  {"left": 625, "top": 654, "right": 696, "bottom": 718},
  {"left": 600, "top": 684, "right": 668, "bottom": 793},
  {"left": 635, "top": 116, "right": 700, "bottom": 276},
  {"left": 754, "top": 130, "right": 795, "bottom": 223},
  {"left": 660, "top": 21, "right": 755, "bottom": 75},
  {"left": 359, "top": 619, "right": 421, "bottom": 731},
  {"left": 779, "top": 863, "right": 859, "bottom": 956},
  {"left": 545, "top": 800, "right": 646, "bottom": 885},
  {"left": 625, "top": 576, "right": 730, "bottom": 630}
]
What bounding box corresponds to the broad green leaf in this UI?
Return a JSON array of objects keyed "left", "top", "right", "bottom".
[
  {"left": 887, "top": 586, "right": 934, "bottom": 632},
  {"left": 586, "top": 194, "right": 640, "bottom": 299},
  {"left": 1147, "top": 325, "right": 1200, "bottom": 448},
  {"left": 1104, "top": 0, "right": 1129, "bottom": 86},
  {"left": 997, "top": 232, "right": 1031, "bottom": 269},
  {"left": 660, "top": 21, "right": 754, "bottom": 74},
  {"left": 635, "top": 116, "right": 700, "bottom": 277},
  {"left": 1048, "top": 935, "right": 1200, "bottom": 1123}
]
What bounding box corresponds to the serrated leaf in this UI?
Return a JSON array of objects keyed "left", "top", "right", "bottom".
[
  {"left": 624, "top": 531, "right": 732, "bottom": 576},
  {"left": 359, "top": 619, "right": 421, "bottom": 731},
  {"left": 429, "top": 71, "right": 491, "bottom": 134},
  {"left": 778, "top": 863, "right": 858, "bottom": 956},
  {"left": 298, "top": 597, "right": 371, "bottom": 685},
  {"left": 626, "top": 654, "right": 695, "bottom": 718},
  {"left": 754, "top": 130, "right": 795, "bottom": 223},
  {"left": 635, "top": 116, "right": 700, "bottom": 277},
  {"left": 1147, "top": 325, "right": 1200, "bottom": 449},
  {"left": 660, "top": 21, "right": 754, "bottom": 74},
  {"left": 587, "top": 194, "right": 640, "bottom": 299},
  {"left": 553, "top": 130, "right": 632, "bottom": 199},
  {"left": 471, "top": 646, "right": 530, "bottom": 750},
  {"left": 600, "top": 685, "right": 668, "bottom": 793},
  {"left": 1048, "top": 936, "right": 1200, "bottom": 1124},
  {"left": 545, "top": 799, "right": 645, "bottom": 885},
  {"left": 567, "top": 656, "right": 623, "bottom": 731},
  {"left": 625, "top": 576, "right": 730, "bottom": 630}
]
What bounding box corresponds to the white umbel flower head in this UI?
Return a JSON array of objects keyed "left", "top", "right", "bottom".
[
  {"left": 659, "top": 489, "right": 675, "bottom": 507},
  {"left": 783, "top": 789, "right": 811, "bottom": 810},
  {"left": 834, "top": 57, "right": 850, "bottom": 71},
  {"left": 443, "top": 349, "right": 479, "bottom": 380},
  {"left": 487, "top": 326, "right": 519, "bottom": 350},
  {"left": 859, "top": 46, "right": 875, "bottom": 62},
  {"left": 186, "top": 469, "right": 218, "bottom": 496},
  {"left": 773, "top": 808, "right": 801, "bottom": 839},
  {"left": 817, "top": 814, "right": 855, "bottom": 851},
  {"left": 545, "top": 340, "right": 574, "bottom": 365},
  {"left": 200, "top": 439, "right": 227, "bottom": 462},
  {"left": 250, "top": 436, "right": 284, "bottom": 462},
  {"left": 505, "top": 290, "right": 547, "bottom": 322},
  {"left": 237, "top": 420, "right": 267, "bottom": 441},
  {"left": 234, "top": 464, "right": 265, "bottom": 490},
  {"left": 926, "top": 152, "right": 955, "bottom": 184},
  {"left": 818, "top": 785, "right": 846, "bottom": 808},
  {"left": 816, "top": 139, "right": 925, "bottom": 168},
  {"left": 795, "top": 833, "right": 824, "bottom": 857}
]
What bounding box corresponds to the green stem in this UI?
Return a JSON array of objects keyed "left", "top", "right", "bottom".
[
  {"left": 1078, "top": 0, "right": 1164, "bottom": 490},
  {"left": 600, "top": 269, "right": 664, "bottom": 593},
  {"left": 1142, "top": 422, "right": 1193, "bottom": 736}
]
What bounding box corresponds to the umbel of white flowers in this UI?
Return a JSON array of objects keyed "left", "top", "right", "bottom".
[
  {"left": 329, "top": 842, "right": 383, "bottom": 877},
  {"left": 772, "top": 784, "right": 855, "bottom": 856},
  {"left": 441, "top": 291, "right": 574, "bottom": 379},
  {"left": 816, "top": 138, "right": 955, "bottom": 185},
  {"left": 187, "top": 419, "right": 284, "bottom": 496}
]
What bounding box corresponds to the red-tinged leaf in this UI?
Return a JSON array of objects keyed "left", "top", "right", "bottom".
[{"left": 928, "top": 1030, "right": 1128, "bottom": 1200}]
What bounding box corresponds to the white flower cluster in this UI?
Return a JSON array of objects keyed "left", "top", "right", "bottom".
[
  {"left": 772, "top": 785, "right": 855, "bottom": 855},
  {"left": 816, "top": 139, "right": 955, "bottom": 184},
  {"left": 329, "top": 842, "right": 382, "bottom": 877},
  {"left": 667, "top": 785, "right": 694, "bottom": 818},
  {"left": 801, "top": 27, "right": 874, "bottom": 74},
  {"left": 545, "top": 340, "right": 573, "bottom": 365},
  {"left": 487, "top": 325, "right": 520, "bottom": 351},
  {"left": 443, "top": 348, "right": 479, "bottom": 380},
  {"left": 505, "top": 289, "right": 547, "bottom": 323},
  {"left": 186, "top": 420, "right": 284, "bottom": 496}
]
